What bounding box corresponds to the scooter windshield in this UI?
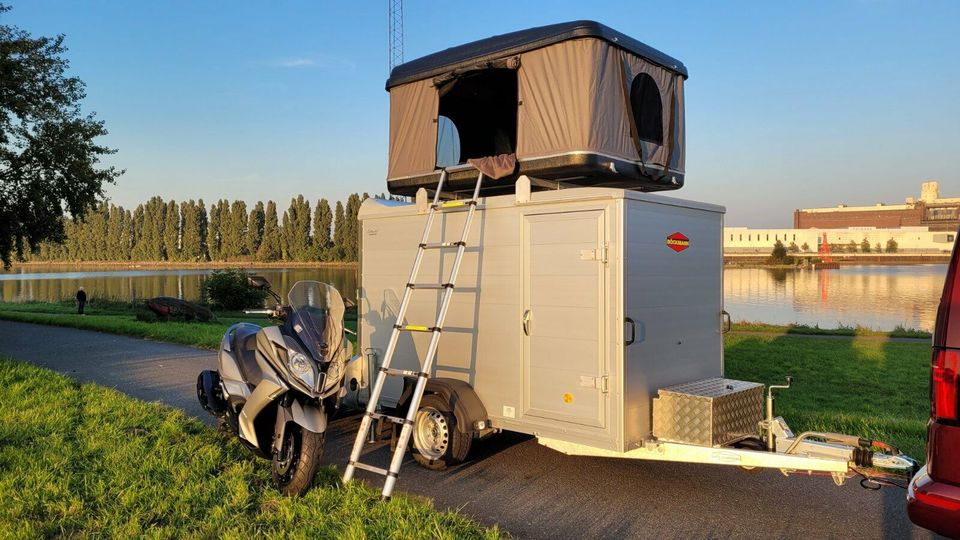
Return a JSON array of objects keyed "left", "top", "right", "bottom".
[{"left": 286, "top": 281, "right": 345, "bottom": 363}]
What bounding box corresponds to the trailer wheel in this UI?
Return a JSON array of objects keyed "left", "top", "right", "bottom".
[{"left": 411, "top": 394, "right": 472, "bottom": 471}]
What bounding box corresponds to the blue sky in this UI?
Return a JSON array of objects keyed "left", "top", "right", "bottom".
[{"left": 6, "top": 1, "right": 958, "bottom": 226}]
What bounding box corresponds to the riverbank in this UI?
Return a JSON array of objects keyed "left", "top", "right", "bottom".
[
  {"left": 0, "top": 357, "right": 501, "bottom": 538},
  {"left": 8, "top": 260, "right": 358, "bottom": 271}
]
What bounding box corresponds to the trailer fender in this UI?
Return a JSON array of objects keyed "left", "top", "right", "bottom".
[{"left": 398, "top": 377, "right": 488, "bottom": 433}]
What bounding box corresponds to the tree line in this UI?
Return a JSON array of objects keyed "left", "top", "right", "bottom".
[{"left": 27, "top": 193, "right": 404, "bottom": 263}]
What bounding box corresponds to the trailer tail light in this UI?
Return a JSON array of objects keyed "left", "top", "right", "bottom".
[{"left": 932, "top": 349, "right": 959, "bottom": 422}]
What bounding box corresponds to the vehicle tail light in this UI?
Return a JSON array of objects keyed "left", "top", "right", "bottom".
[{"left": 932, "top": 349, "right": 959, "bottom": 422}]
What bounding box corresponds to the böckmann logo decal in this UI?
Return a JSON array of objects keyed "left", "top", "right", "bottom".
[{"left": 666, "top": 232, "right": 690, "bottom": 253}]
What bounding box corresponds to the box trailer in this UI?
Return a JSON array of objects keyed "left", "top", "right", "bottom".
[
  {"left": 341, "top": 21, "right": 918, "bottom": 500},
  {"left": 356, "top": 183, "right": 724, "bottom": 452}
]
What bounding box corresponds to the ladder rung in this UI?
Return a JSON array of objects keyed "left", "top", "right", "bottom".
[
  {"left": 432, "top": 201, "right": 482, "bottom": 212},
  {"left": 406, "top": 282, "right": 453, "bottom": 290},
  {"left": 349, "top": 461, "right": 394, "bottom": 477},
  {"left": 380, "top": 367, "right": 429, "bottom": 379},
  {"left": 395, "top": 324, "right": 440, "bottom": 333},
  {"left": 420, "top": 241, "right": 465, "bottom": 249},
  {"left": 368, "top": 411, "right": 414, "bottom": 426}
]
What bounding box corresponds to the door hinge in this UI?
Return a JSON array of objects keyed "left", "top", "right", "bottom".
[
  {"left": 579, "top": 243, "right": 608, "bottom": 264},
  {"left": 580, "top": 375, "right": 609, "bottom": 393}
]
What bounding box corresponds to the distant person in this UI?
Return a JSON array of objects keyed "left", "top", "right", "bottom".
[{"left": 76, "top": 287, "right": 87, "bottom": 315}]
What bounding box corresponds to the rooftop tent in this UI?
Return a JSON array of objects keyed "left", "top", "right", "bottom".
[{"left": 385, "top": 20, "right": 688, "bottom": 196}]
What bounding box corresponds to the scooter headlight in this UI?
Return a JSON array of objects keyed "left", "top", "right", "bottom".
[{"left": 288, "top": 352, "right": 315, "bottom": 389}]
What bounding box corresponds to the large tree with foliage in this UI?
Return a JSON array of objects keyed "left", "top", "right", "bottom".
[
  {"left": 221, "top": 200, "right": 247, "bottom": 259},
  {"left": 0, "top": 4, "right": 122, "bottom": 266}
]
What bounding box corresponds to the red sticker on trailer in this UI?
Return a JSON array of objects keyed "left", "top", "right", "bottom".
[{"left": 666, "top": 232, "right": 690, "bottom": 252}]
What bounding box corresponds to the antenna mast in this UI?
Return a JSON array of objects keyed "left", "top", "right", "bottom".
[{"left": 388, "top": 0, "right": 403, "bottom": 72}]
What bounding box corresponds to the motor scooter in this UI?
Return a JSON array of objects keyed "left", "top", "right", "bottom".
[{"left": 197, "top": 277, "right": 352, "bottom": 495}]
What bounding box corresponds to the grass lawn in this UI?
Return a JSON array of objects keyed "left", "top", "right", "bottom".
[
  {"left": 725, "top": 333, "right": 930, "bottom": 461},
  {"left": 0, "top": 357, "right": 502, "bottom": 538},
  {"left": 0, "top": 300, "right": 357, "bottom": 350}
]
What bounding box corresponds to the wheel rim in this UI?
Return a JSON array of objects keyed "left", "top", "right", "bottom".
[
  {"left": 413, "top": 406, "right": 449, "bottom": 460},
  {"left": 274, "top": 429, "right": 299, "bottom": 481}
]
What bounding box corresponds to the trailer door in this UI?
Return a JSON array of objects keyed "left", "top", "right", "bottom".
[{"left": 522, "top": 209, "right": 606, "bottom": 428}]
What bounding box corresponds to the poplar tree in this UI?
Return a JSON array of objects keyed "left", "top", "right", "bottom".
[
  {"left": 207, "top": 199, "right": 227, "bottom": 260},
  {"left": 222, "top": 200, "right": 247, "bottom": 259},
  {"left": 106, "top": 205, "right": 124, "bottom": 260},
  {"left": 332, "top": 200, "right": 345, "bottom": 261},
  {"left": 343, "top": 193, "right": 362, "bottom": 261},
  {"left": 130, "top": 204, "right": 144, "bottom": 260},
  {"left": 180, "top": 200, "right": 203, "bottom": 261},
  {"left": 257, "top": 200, "right": 281, "bottom": 261},
  {"left": 196, "top": 198, "right": 208, "bottom": 260},
  {"left": 163, "top": 199, "right": 179, "bottom": 260},
  {"left": 313, "top": 198, "right": 332, "bottom": 260},
  {"left": 282, "top": 195, "right": 311, "bottom": 261},
  {"left": 246, "top": 201, "right": 265, "bottom": 257}
]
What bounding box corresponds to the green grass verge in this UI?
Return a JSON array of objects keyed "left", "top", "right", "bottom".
[
  {"left": 725, "top": 333, "right": 929, "bottom": 461},
  {"left": 0, "top": 357, "right": 502, "bottom": 538},
  {"left": 732, "top": 320, "right": 931, "bottom": 339},
  {"left": 0, "top": 300, "right": 357, "bottom": 350}
]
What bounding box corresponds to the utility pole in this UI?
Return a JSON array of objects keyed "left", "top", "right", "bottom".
[{"left": 388, "top": 0, "right": 403, "bottom": 72}]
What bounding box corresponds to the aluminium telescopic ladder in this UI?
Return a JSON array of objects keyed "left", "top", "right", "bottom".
[{"left": 342, "top": 168, "right": 484, "bottom": 500}]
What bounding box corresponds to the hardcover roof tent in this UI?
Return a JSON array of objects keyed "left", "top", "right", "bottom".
[{"left": 386, "top": 20, "right": 688, "bottom": 196}]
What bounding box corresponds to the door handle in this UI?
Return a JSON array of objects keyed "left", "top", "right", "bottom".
[
  {"left": 522, "top": 309, "right": 532, "bottom": 336},
  {"left": 625, "top": 317, "right": 636, "bottom": 346},
  {"left": 721, "top": 310, "right": 731, "bottom": 334}
]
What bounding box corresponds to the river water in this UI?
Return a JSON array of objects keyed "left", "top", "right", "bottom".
[{"left": 0, "top": 264, "right": 947, "bottom": 332}]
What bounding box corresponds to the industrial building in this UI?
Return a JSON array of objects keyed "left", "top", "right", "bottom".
[
  {"left": 724, "top": 226, "right": 955, "bottom": 254},
  {"left": 793, "top": 181, "right": 960, "bottom": 231}
]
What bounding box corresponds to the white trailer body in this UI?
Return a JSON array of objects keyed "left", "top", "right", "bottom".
[{"left": 357, "top": 186, "right": 724, "bottom": 452}]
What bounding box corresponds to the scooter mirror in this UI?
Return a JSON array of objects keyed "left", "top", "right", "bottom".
[{"left": 248, "top": 275, "right": 272, "bottom": 290}]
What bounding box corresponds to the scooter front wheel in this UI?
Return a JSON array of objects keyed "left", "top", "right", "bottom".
[{"left": 272, "top": 424, "right": 325, "bottom": 496}]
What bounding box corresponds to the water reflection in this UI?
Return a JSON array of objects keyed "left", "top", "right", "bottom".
[
  {"left": 1, "top": 264, "right": 947, "bottom": 332},
  {"left": 724, "top": 265, "right": 946, "bottom": 331},
  {"left": 0, "top": 266, "right": 358, "bottom": 305}
]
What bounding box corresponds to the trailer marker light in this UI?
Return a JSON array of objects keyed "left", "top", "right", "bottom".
[
  {"left": 666, "top": 232, "right": 690, "bottom": 253},
  {"left": 563, "top": 393, "right": 574, "bottom": 404}
]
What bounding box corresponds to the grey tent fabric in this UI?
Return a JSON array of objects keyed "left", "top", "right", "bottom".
[
  {"left": 388, "top": 78, "right": 437, "bottom": 180},
  {"left": 467, "top": 153, "right": 517, "bottom": 180},
  {"left": 385, "top": 21, "right": 686, "bottom": 193}
]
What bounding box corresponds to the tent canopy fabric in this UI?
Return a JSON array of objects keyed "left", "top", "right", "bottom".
[
  {"left": 386, "top": 20, "right": 687, "bottom": 196},
  {"left": 386, "top": 20, "right": 687, "bottom": 89}
]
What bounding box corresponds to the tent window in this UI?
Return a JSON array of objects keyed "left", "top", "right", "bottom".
[
  {"left": 629, "top": 73, "right": 663, "bottom": 144},
  {"left": 436, "top": 116, "right": 461, "bottom": 168},
  {"left": 437, "top": 69, "right": 517, "bottom": 164}
]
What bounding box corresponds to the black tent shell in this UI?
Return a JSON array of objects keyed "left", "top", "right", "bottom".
[{"left": 386, "top": 20, "right": 688, "bottom": 90}]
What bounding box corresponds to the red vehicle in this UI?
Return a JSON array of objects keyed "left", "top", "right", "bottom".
[{"left": 907, "top": 238, "right": 960, "bottom": 538}]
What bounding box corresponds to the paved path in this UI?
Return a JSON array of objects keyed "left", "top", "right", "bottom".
[{"left": 0, "top": 320, "right": 937, "bottom": 539}]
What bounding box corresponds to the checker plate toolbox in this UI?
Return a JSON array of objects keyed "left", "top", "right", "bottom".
[{"left": 653, "top": 378, "right": 764, "bottom": 447}]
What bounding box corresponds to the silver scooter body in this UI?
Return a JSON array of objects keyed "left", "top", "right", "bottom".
[{"left": 198, "top": 280, "right": 351, "bottom": 461}]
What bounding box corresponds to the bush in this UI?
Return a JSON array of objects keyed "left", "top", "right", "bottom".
[
  {"left": 201, "top": 269, "right": 268, "bottom": 311},
  {"left": 861, "top": 238, "right": 871, "bottom": 253},
  {"left": 788, "top": 242, "right": 799, "bottom": 253},
  {"left": 886, "top": 238, "right": 899, "bottom": 253},
  {"left": 801, "top": 242, "right": 810, "bottom": 252}
]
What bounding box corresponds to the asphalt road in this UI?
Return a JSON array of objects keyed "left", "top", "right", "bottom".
[{"left": 0, "top": 320, "right": 938, "bottom": 539}]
